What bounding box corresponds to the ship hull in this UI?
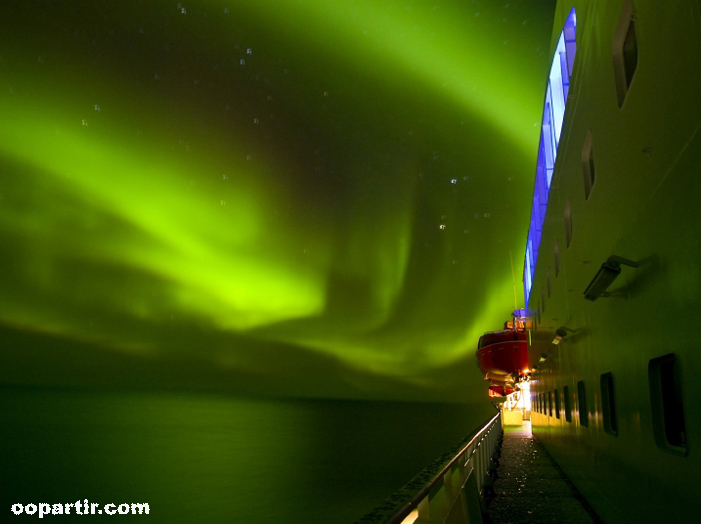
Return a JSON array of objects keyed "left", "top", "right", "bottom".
[{"left": 525, "top": 1, "right": 700, "bottom": 522}]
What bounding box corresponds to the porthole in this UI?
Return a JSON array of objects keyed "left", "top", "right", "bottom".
[
  {"left": 623, "top": 22, "right": 638, "bottom": 89},
  {"left": 577, "top": 380, "right": 588, "bottom": 427},
  {"left": 581, "top": 130, "right": 595, "bottom": 200},
  {"left": 541, "top": 289, "right": 546, "bottom": 313},
  {"left": 613, "top": 0, "right": 639, "bottom": 107},
  {"left": 648, "top": 354, "right": 687, "bottom": 455},
  {"left": 564, "top": 199, "right": 572, "bottom": 248},
  {"left": 563, "top": 385, "right": 572, "bottom": 422},
  {"left": 601, "top": 372, "right": 618, "bottom": 436}
]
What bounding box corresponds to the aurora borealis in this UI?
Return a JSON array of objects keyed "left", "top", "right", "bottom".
[{"left": 0, "top": 0, "right": 556, "bottom": 401}]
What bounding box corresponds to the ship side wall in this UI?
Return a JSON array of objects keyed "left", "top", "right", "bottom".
[{"left": 528, "top": 1, "right": 701, "bottom": 522}]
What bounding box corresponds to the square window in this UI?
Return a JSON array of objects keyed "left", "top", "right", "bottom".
[
  {"left": 601, "top": 373, "right": 618, "bottom": 436},
  {"left": 563, "top": 385, "right": 572, "bottom": 422},
  {"left": 577, "top": 380, "right": 588, "bottom": 427},
  {"left": 648, "top": 354, "right": 687, "bottom": 455}
]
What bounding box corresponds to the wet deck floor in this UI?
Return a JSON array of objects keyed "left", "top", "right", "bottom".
[{"left": 485, "top": 421, "right": 602, "bottom": 524}]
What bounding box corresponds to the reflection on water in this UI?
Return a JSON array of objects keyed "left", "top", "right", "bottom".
[{"left": 2, "top": 387, "right": 494, "bottom": 523}]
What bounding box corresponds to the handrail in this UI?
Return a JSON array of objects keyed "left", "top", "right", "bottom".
[{"left": 383, "top": 411, "right": 501, "bottom": 524}]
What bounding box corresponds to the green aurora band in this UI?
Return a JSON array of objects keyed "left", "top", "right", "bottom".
[{"left": 0, "top": 0, "right": 555, "bottom": 401}]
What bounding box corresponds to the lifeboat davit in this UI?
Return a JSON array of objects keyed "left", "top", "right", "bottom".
[{"left": 477, "top": 310, "right": 531, "bottom": 388}]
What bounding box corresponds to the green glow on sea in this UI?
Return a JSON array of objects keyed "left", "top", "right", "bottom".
[{"left": 0, "top": 0, "right": 556, "bottom": 401}]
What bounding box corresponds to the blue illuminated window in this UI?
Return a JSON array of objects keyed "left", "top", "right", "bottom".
[{"left": 523, "top": 9, "right": 577, "bottom": 304}]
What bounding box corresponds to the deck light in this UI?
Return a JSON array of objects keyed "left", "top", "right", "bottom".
[
  {"left": 584, "top": 256, "right": 639, "bottom": 300},
  {"left": 400, "top": 509, "right": 419, "bottom": 524},
  {"left": 551, "top": 328, "right": 568, "bottom": 345}
]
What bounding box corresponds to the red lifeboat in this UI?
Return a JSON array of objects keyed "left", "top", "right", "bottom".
[
  {"left": 476, "top": 322, "right": 529, "bottom": 386},
  {"left": 488, "top": 384, "right": 516, "bottom": 397}
]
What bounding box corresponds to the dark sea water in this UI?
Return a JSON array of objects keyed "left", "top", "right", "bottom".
[{"left": 2, "top": 387, "right": 494, "bottom": 523}]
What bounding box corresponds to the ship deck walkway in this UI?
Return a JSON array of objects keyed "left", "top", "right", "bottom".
[{"left": 485, "top": 421, "right": 602, "bottom": 524}]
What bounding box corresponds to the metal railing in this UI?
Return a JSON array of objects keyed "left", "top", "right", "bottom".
[{"left": 356, "top": 411, "right": 503, "bottom": 524}]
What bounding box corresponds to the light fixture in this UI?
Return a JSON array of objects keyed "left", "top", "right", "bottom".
[
  {"left": 584, "top": 256, "right": 639, "bottom": 301},
  {"left": 539, "top": 353, "right": 549, "bottom": 362},
  {"left": 551, "top": 327, "right": 568, "bottom": 345}
]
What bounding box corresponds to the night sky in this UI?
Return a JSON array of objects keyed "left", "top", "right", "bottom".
[{"left": 0, "top": 0, "right": 556, "bottom": 402}]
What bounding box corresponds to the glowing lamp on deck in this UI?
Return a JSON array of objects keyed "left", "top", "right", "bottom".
[
  {"left": 400, "top": 509, "right": 419, "bottom": 524},
  {"left": 551, "top": 328, "right": 568, "bottom": 345},
  {"left": 584, "top": 256, "right": 640, "bottom": 300}
]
